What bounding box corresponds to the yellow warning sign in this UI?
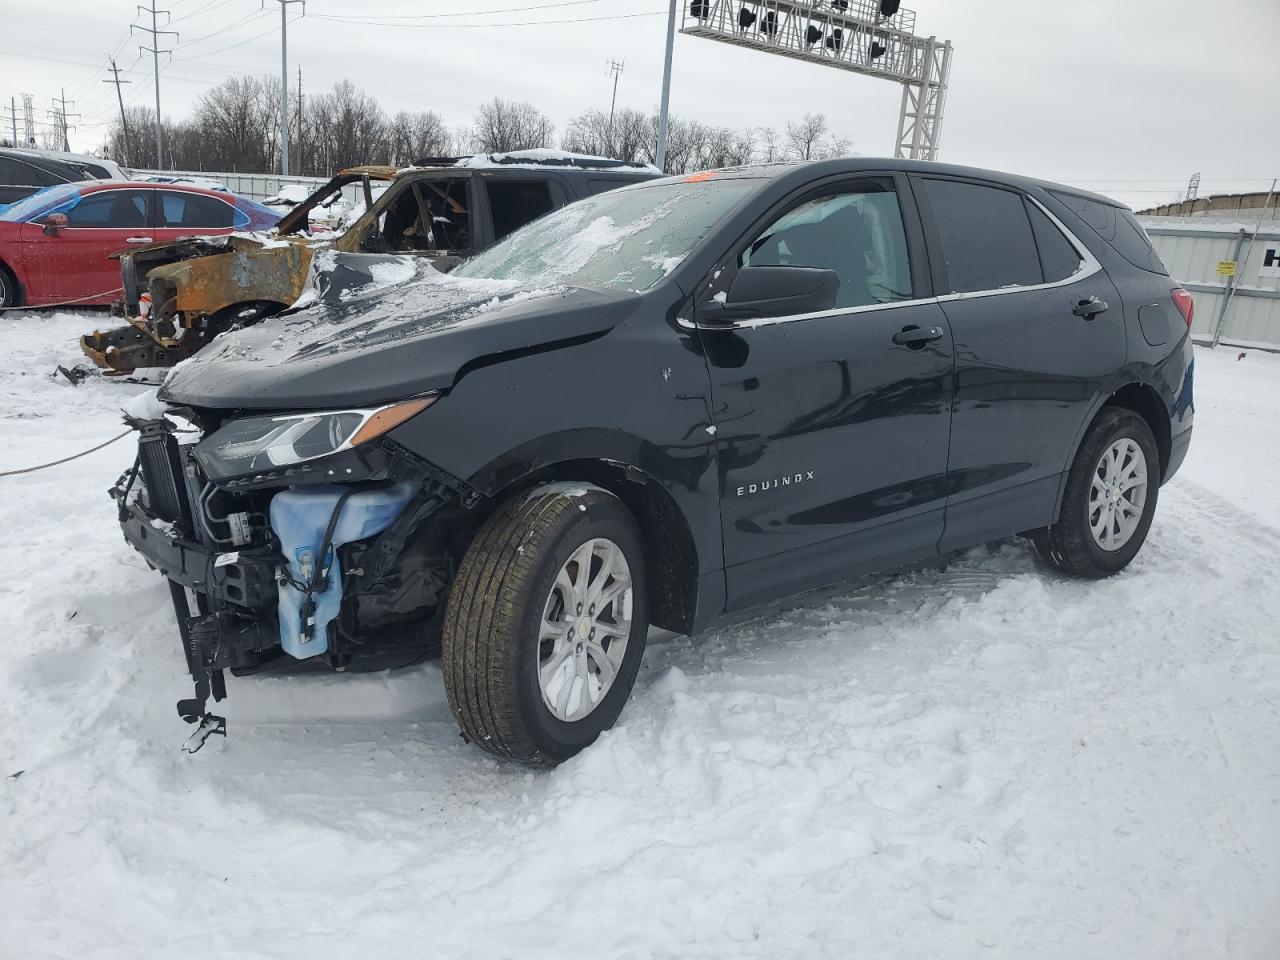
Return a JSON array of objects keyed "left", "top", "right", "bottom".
[{"left": 1217, "top": 260, "right": 1238, "bottom": 277}]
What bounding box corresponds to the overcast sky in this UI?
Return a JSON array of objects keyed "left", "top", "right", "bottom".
[{"left": 4, "top": 0, "right": 1277, "bottom": 209}]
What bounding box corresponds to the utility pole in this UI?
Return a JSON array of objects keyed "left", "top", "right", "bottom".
[
  {"left": 655, "top": 0, "right": 677, "bottom": 172},
  {"left": 104, "top": 58, "right": 134, "bottom": 166},
  {"left": 132, "top": 0, "right": 177, "bottom": 169},
  {"left": 275, "top": 0, "right": 306, "bottom": 176},
  {"left": 49, "top": 90, "right": 80, "bottom": 152},
  {"left": 4, "top": 98, "right": 16, "bottom": 147},
  {"left": 605, "top": 59, "right": 624, "bottom": 154},
  {"left": 296, "top": 64, "right": 303, "bottom": 175}
]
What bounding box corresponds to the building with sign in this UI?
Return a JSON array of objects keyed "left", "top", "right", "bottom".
[{"left": 1137, "top": 197, "right": 1280, "bottom": 350}]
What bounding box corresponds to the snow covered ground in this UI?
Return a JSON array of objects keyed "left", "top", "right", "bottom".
[{"left": 2, "top": 312, "right": 1279, "bottom": 960}]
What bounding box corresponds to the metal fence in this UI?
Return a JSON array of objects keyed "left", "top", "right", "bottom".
[
  {"left": 1141, "top": 217, "right": 1280, "bottom": 350},
  {"left": 125, "top": 167, "right": 331, "bottom": 202}
]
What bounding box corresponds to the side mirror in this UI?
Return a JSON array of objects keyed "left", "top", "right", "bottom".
[
  {"left": 701, "top": 265, "right": 839, "bottom": 324},
  {"left": 41, "top": 212, "right": 69, "bottom": 236}
]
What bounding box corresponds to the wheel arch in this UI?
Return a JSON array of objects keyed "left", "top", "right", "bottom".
[
  {"left": 480, "top": 457, "right": 703, "bottom": 635},
  {"left": 1052, "top": 376, "right": 1173, "bottom": 522},
  {"left": 0, "top": 257, "right": 21, "bottom": 307}
]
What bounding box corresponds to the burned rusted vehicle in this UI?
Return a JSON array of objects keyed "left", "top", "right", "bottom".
[{"left": 81, "top": 153, "right": 659, "bottom": 374}]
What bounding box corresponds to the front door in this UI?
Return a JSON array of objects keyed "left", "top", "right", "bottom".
[
  {"left": 698, "top": 176, "right": 955, "bottom": 610},
  {"left": 26, "top": 187, "right": 153, "bottom": 303},
  {"left": 909, "top": 175, "right": 1127, "bottom": 551}
]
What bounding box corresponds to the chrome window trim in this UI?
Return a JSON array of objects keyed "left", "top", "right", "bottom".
[{"left": 681, "top": 192, "right": 1102, "bottom": 332}]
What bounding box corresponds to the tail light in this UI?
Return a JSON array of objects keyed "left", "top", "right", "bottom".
[{"left": 1171, "top": 287, "right": 1194, "bottom": 327}]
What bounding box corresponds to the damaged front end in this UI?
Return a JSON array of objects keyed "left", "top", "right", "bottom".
[
  {"left": 112, "top": 399, "right": 478, "bottom": 747},
  {"left": 82, "top": 166, "right": 396, "bottom": 376},
  {"left": 83, "top": 233, "right": 314, "bottom": 376}
]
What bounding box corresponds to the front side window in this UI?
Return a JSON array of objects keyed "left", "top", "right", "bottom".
[
  {"left": 741, "top": 185, "right": 912, "bottom": 308},
  {"left": 159, "top": 191, "right": 235, "bottom": 229},
  {"left": 455, "top": 177, "right": 759, "bottom": 292},
  {"left": 63, "top": 189, "right": 149, "bottom": 228},
  {"left": 921, "top": 178, "right": 1042, "bottom": 294}
]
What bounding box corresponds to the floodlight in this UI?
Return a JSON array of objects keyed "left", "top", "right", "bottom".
[
  {"left": 826, "top": 27, "right": 843, "bottom": 51},
  {"left": 869, "top": 40, "right": 887, "bottom": 58},
  {"left": 762, "top": 10, "right": 777, "bottom": 34},
  {"left": 738, "top": 6, "right": 756, "bottom": 28},
  {"left": 880, "top": 0, "right": 901, "bottom": 15},
  {"left": 805, "top": 24, "right": 823, "bottom": 44},
  {"left": 690, "top": 0, "right": 709, "bottom": 18}
]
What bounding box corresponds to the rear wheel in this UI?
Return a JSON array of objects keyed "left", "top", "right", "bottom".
[
  {"left": 442, "top": 486, "right": 648, "bottom": 765},
  {"left": 1031, "top": 407, "right": 1161, "bottom": 578}
]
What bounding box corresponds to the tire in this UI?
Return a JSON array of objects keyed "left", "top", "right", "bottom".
[
  {"left": 1031, "top": 407, "right": 1161, "bottom": 578},
  {"left": 0, "top": 264, "right": 17, "bottom": 308},
  {"left": 442, "top": 485, "right": 648, "bottom": 765}
]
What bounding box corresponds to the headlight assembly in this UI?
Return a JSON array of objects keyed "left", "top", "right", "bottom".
[{"left": 194, "top": 396, "right": 435, "bottom": 481}]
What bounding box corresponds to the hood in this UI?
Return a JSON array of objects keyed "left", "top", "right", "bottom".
[{"left": 159, "top": 257, "right": 641, "bottom": 411}]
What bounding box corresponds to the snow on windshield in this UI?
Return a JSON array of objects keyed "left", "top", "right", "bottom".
[{"left": 455, "top": 178, "right": 758, "bottom": 292}]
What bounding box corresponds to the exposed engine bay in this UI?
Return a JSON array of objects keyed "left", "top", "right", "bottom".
[{"left": 112, "top": 405, "right": 481, "bottom": 747}]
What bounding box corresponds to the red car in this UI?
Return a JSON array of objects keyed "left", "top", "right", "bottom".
[{"left": 0, "top": 181, "right": 280, "bottom": 308}]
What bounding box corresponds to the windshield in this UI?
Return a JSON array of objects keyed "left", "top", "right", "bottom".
[
  {"left": 0, "top": 183, "right": 83, "bottom": 222},
  {"left": 453, "top": 177, "right": 759, "bottom": 291}
]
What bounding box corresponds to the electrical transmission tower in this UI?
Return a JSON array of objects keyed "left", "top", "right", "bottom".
[
  {"left": 48, "top": 90, "right": 80, "bottom": 152},
  {"left": 605, "top": 59, "right": 624, "bottom": 152},
  {"left": 22, "top": 94, "right": 36, "bottom": 148},
  {"left": 132, "top": 0, "right": 177, "bottom": 168},
  {"left": 104, "top": 59, "right": 134, "bottom": 166},
  {"left": 1186, "top": 172, "right": 1201, "bottom": 203}
]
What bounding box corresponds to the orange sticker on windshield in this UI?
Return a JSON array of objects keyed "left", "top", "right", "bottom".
[{"left": 684, "top": 170, "right": 718, "bottom": 182}]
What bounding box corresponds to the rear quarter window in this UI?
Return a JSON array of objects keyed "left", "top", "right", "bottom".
[{"left": 1048, "top": 190, "right": 1167, "bottom": 275}]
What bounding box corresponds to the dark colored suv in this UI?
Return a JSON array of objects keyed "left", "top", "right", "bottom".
[{"left": 113, "top": 159, "right": 1194, "bottom": 762}]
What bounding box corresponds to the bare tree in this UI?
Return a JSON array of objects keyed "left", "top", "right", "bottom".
[
  {"left": 785, "top": 112, "right": 829, "bottom": 161},
  {"left": 755, "top": 126, "right": 783, "bottom": 163},
  {"left": 471, "top": 98, "right": 554, "bottom": 153},
  {"left": 387, "top": 110, "right": 451, "bottom": 165},
  {"left": 306, "top": 80, "right": 388, "bottom": 173}
]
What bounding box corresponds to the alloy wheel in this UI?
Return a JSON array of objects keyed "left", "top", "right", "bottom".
[
  {"left": 1088, "top": 437, "right": 1148, "bottom": 551},
  {"left": 537, "top": 537, "right": 634, "bottom": 722}
]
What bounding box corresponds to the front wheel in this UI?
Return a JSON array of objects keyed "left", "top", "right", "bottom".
[
  {"left": 442, "top": 485, "right": 648, "bottom": 765},
  {"left": 1031, "top": 407, "right": 1161, "bottom": 578},
  {"left": 0, "top": 265, "right": 17, "bottom": 308}
]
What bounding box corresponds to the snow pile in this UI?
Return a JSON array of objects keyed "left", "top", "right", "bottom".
[
  {"left": 456, "top": 148, "right": 660, "bottom": 174},
  {"left": 2, "top": 319, "right": 1280, "bottom": 958},
  {"left": 263, "top": 183, "right": 313, "bottom": 206}
]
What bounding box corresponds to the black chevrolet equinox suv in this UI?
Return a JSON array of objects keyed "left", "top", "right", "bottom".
[{"left": 114, "top": 158, "right": 1195, "bottom": 762}]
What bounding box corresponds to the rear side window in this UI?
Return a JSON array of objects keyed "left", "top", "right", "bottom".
[
  {"left": 485, "top": 179, "right": 554, "bottom": 241},
  {"left": 159, "top": 191, "right": 235, "bottom": 229},
  {"left": 1048, "top": 190, "right": 1166, "bottom": 275},
  {"left": 1027, "top": 202, "right": 1084, "bottom": 282},
  {"left": 920, "top": 178, "right": 1041, "bottom": 293}
]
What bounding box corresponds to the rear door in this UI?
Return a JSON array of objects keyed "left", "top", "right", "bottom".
[
  {"left": 910, "top": 175, "right": 1125, "bottom": 551},
  {"left": 151, "top": 189, "right": 240, "bottom": 243},
  {"left": 700, "top": 175, "right": 955, "bottom": 609}
]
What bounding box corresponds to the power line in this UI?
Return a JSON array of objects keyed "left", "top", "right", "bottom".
[
  {"left": 311, "top": 0, "right": 601, "bottom": 22},
  {"left": 306, "top": 9, "right": 665, "bottom": 29}
]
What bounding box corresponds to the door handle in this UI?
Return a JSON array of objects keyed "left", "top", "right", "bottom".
[
  {"left": 124, "top": 236, "right": 154, "bottom": 245},
  {"left": 1073, "top": 296, "right": 1109, "bottom": 319},
  {"left": 892, "top": 325, "right": 945, "bottom": 348}
]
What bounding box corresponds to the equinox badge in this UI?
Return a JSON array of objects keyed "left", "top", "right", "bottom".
[{"left": 737, "top": 471, "right": 815, "bottom": 496}]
